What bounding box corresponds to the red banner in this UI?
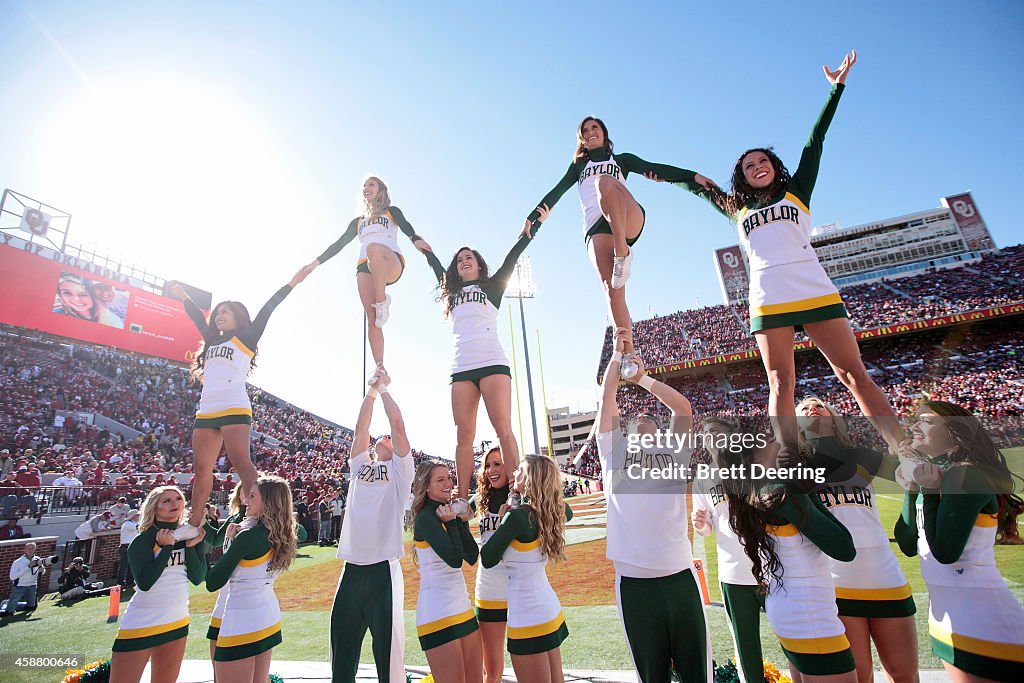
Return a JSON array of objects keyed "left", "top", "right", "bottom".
[
  {"left": 714, "top": 245, "right": 748, "bottom": 304},
  {"left": 942, "top": 192, "right": 995, "bottom": 252},
  {"left": 0, "top": 242, "right": 203, "bottom": 362},
  {"left": 648, "top": 303, "right": 1024, "bottom": 376}
]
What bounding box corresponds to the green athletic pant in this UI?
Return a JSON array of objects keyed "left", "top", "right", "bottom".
[
  {"left": 722, "top": 582, "right": 766, "bottom": 683},
  {"left": 330, "top": 559, "right": 405, "bottom": 683},
  {"left": 616, "top": 569, "right": 712, "bottom": 682}
]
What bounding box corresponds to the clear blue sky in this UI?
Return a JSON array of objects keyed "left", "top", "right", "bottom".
[{"left": 1, "top": 2, "right": 1021, "bottom": 456}]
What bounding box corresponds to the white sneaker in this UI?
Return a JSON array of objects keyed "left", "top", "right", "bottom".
[
  {"left": 373, "top": 295, "right": 391, "bottom": 328},
  {"left": 449, "top": 498, "right": 472, "bottom": 520},
  {"left": 172, "top": 523, "right": 200, "bottom": 542},
  {"left": 610, "top": 249, "right": 632, "bottom": 289}
]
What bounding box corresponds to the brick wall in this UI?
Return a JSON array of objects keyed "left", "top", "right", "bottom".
[
  {"left": 89, "top": 530, "right": 122, "bottom": 583},
  {"left": 0, "top": 537, "right": 58, "bottom": 596}
]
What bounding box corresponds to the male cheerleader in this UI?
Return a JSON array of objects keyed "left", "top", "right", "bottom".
[{"left": 330, "top": 370, "right": 415, "bottom": 683}]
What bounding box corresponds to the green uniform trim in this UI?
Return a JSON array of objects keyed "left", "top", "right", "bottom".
[
  {"left": 780, "top": 644, "right": 856, "bottom": 676},
  {"left": 585, "top": 205, "right": 645, "bottom": 246},
  {"left": 894, "top": 463, "right": 999, "bottom": 560},
  {"left": 127, "top": 522, "right": 207, "bottom": 591},
  {"left": 194, "top": 414, "right": 252, "bottom": 429},
  {"left": 929, "top": 634, "right": 1024, "bottom": 681},
  {"left": 316, "top": 206, "right": 420, "bottom": 264},
  {"left": 474, "top": 605, "right": 508, "bottom": 622},
  {"left": 480, "top": 504, "right": 573, "bottom": 568},
  {"left": 527, "top": 147, "right": 697, "bottom": 223},
  {"left": 450, "top": 365, "right": 510, "bottom": 386},
  {"left": 768, "top": 485, "right": 856, "bottom": 562},
  {"left": 112, "top": 623, "right": 190, "bottom": 652},
  {"left": 508, "top": 619, "right": 568, "bottom": 655},
  {"left": 618, "top": 569, "right": 710, "bottom": 682},
  {"left": 329, "top": 560, "right": 399, "bottom": 683},
  {"left": 721, "top": 582, "right": 765, "bottom": 683},
  {"left": 413, "top": 500, "right": 478, "bottom": 568},
  {"left": 836, "top": 595, "right": 916, "bottom": 618},
  {"left": 215, "top": 629, "right": 282, "bottom": 661},
  {"left": 206, "top": 522, "right": 272, "bottom": 592},
  {"left": 418, "top": 614, "right": 479, "bottom": 651},
  {"left": 749, "top": 302, "right": 848, "bottom": 333}
]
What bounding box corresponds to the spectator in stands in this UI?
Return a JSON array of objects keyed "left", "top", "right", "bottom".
[
  {"left": 318, "top": 495, "right": 332, "bottom": 546},
  {"left": 331, "top": 489, "right": 346, "bottom": 543},
  {"left": 0, "top": 449, "right": 13, "bottom": 478},
  {"left": 0, "top": 518, "right": 30, "bottom": 540},
  {"left": 2, "top": 542, "right": 44, "bottom": 617},
  {"left": 15, "top": 464, "right": 40, "bottom": 489},
  {"left": 0, "top": 472, "right": 37, "bottom": 519}
]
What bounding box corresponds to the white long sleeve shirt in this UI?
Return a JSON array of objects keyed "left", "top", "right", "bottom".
[{"left": 9, "top": 555, "right": 42, "bottom": 587}]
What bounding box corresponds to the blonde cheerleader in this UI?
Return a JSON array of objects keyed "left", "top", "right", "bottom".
[
  {"left": 206, "top": 475, "right": 296, "bottom": 682},
  {"left": 110, "top": 486, "right": 207, "bottom": 683},
  {"left": 470, "top": 448, "right": 512, "bottom": 683},
  {"left": 412, "top": 462, "right": 481, "bottom": 682},
  {"left": 306, "top": 176, "right": 432, "bottom": 373},
  {"left": 895, "top": 401, "right": 1024, "bottom": 682},
  {"left": 481, "top": 456, "right": 571, "bottom": 683},
  {"left": 797, "top": 397, "right": 918, "bottom": 683}
]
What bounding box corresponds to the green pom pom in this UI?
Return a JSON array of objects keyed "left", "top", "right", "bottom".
[
  {"left": 269, "top": 675, "right": 285, "bottom": 683},
  {"left": 714, "top": 658, "right": 741, "bottom": 683}
]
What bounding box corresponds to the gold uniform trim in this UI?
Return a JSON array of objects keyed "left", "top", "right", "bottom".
[
  {"left": 116, "top": 616, "right": 190, "bottom": 640},
  {"left": 751, "top": 292, "right": 844, "bottom": 318},
  {"left": 416, "top": 609, "right": 476, "bottom": 636}
]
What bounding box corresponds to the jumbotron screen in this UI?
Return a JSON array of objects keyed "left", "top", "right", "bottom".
[{"left": 0, "top": 241, "right": 203, "bottom": 362}]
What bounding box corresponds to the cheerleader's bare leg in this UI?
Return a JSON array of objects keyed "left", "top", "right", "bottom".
[
  {"left": 869, "top": 616, "right": 919, "bottom": 683},
  {"left": 188, "top": 427, "right": 223, "bottom": 527},
  {"left": 588, "top": 234, "right": 635, "bottom": 355},
  {"left": 479, "top": 374, "right": 520, "bottom": 478},
  {"left": 452, "top": 380, "right": 482, "bottom": 499},
  {"left": 595, "top": 175, "right": 643, "bottom": 260},
  {"left": 478, "top": 621, "right": 506, "bottom": 683},
  {"left": 753, "top": 327, "right": 800, "bottom": 450},
  {"left": 804, "top": 317, "right": 904, "bottom": 449},
  {"left": 356, "top": 273, "right": 385, "bottom": 368},
  {"left": 221, "top": 424, "right": 257, "bottom": 501}
]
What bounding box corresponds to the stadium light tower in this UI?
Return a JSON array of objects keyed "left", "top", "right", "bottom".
[{"left": 505, "top": 256, "right": 541, "bottom": 456}]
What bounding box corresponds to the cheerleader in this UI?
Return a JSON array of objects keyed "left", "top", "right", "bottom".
[
  {"left": 675, "top": 51, "right": 903, "bottom": 454},
  {"left": 411, "top": 462, "right": 482, "bottom": 683},
  {"left": 724, "top": 442, "right": 858, "bottom": 682},
  {"left": 481, "top": 455, "right": 570, "bottom": 683},
  {"left": 470, "top": 448, "right": 512, "bottom": 683},
  {"left": 206, "top": 475, "right": 296, "bottom": 683},
  {"left": 110, "top": 486, "right": 207, "bottom": 683},
  {"left": 306, "top": 176, "right": 431, "bottom": 372},
  {"left": 330, "top": 370, "right": 416, "bottom": 683},
  {"left": 796, "top": 397, "right": 918, "bottom": 683},
  {"left": 597, "top": 328, "right": 712, "bottom": 683},
  {"left": 521, "top": 120, "right": 715, "bottom": 360},
  {"left": 419, "top": 207, "right": 548, "bottom": 501},
  {"left": 203, "top": 483, "right": 246, "bottom": 666},
  {"left": 894, "top": 401, "right": 1024, "bottom": 682},
  {"left": 691, "top": 419, "right": 763, "bottom": 683},
  {"left": 169, "top": 266, "right": 309, "bottom": 540}
]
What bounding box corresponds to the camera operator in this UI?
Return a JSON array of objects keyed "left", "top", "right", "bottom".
[
  {"left": 59, "top": 557, "right": 106, "bottom": 600},
  {"left": 2, "top": 542, "right": 54, "bottom": 616}
]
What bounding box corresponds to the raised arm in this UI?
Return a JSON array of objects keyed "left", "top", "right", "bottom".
[
  {"left": 314, "top": 218, "right": 359, "bottom": 265},
  {"left": 239, "top": 284, "right": 293, "bottom": 348},
  {"left": 490, "top": 207, "right": 549, "bottom": 298},
  {"left": 351, "top": 392, "right": 375, "bottom": 458},
  {"left": 389, "top": 206, "right": 430, "bottom": 253},
  {"left": 790, "top": 50, "right": 855, "bottom": 206},
  {"left": 597, "top": 329, "right": 626, "bottom": 433},
  {"left": 623, "top": 354, "right": 692, "bottom": 438},
  {"left": 423, "top": 249, "right": 446, "bottom": 284},
  {"left": 617, "top": 153, "right": 697, "bottom": 184},
  {"left": 526, "top": 162, "right": 578, "bottom": 226},
  {"left": 379, "top": 391, "right": 410, "bottom": 456},
  {"left": 170, "top": 284, "right": 214, "bottom": 341}
]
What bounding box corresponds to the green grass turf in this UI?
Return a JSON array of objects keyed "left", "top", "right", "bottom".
[{"left": 3, "top": 454, "right": 1022, "bottom": 681}]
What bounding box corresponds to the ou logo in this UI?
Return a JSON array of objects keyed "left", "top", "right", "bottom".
[
  {"left": 721, "top": 251, "right": 740, "bottom": 269},
  {"left": 952, "top": 200, "right": 976, "bottom": 219}
]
